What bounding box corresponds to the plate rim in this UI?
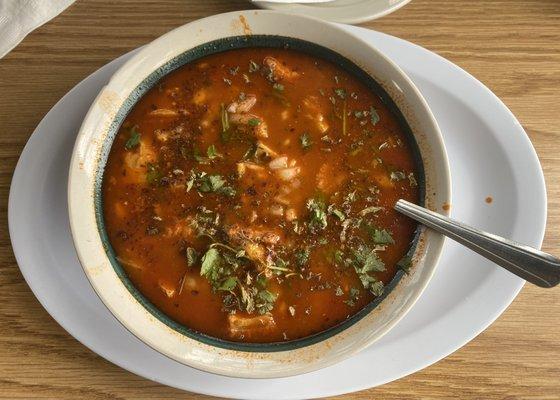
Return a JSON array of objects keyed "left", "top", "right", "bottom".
[
  {"left": 7, "top": 26, "right": 546, "bottom": 399},
  {"left": 254, "top": 0, "right": 413, "bottom": 24}
]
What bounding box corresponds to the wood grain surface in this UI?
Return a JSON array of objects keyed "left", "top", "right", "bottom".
[{"left": 1, "top": 0, "right": 559, "bottom": 398}]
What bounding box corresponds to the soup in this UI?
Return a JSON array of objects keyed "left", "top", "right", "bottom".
[{"left": 102, "top": 47, "right": 420, "bottom": 343}]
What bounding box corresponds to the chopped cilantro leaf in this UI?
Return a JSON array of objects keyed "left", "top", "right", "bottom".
[
  {"left": 248, "top": 60, "right": 259, "bottom": 73},
  {"left": 332, "top": 209, "right": 346, "bottom": 221},
  {"left": 256, "top": 290, "right": 277, "bottom": 315},
  {"left": 359, "top": 206, "right": 383, "bottom": 217},
  {"left": 364, "top": 224, "right": 394, "bottom": 245},
  {"left": 334, "top": 250, "right": 344, "bottom": 265},
  {"left": 334, "top": 88, "right": 346, "bottom": 99},
  {"left": 327, "top": 204, "right": 346, "bottom": 221},
  {"left": 390, "top": 171, "right": 406, "bottom": 181},
  {"left": 196, "top": 175, "right": 236, "bottom": 196},
  {"left": 198, "top": 174, "right": 225, "bottom": 192},
  {"left": 146, "top": 163, "right": 160, "bottom": 185},
  {"left": 186, "top": 170, "right": 196, "bottom": 192},
  {"left": 218, "top": 276, "right": 237, "bottom": 291},
  {"left": 397, "top": 255, "right": 413, "bottom": 273},
  {"left": 218, "top": 186, "right": 236, "bottom": 197},
  {"left": 186, "top": 247, "right": 198, "bottom": 267},
  {"left": 273, "top": 83, "right": 284, "bottom": 92},
  {"left": 372, "top": 228, "right": 394, "bottom": 245},
  {"left": 349, "top": 243, "right": 387, "bottom": 296},
  {"left": 124, "top": 126, "right": 141, "bottom": 150},
  {"left": 207, "top": 144, "right": 221, "bottom": 159},
  {"left": 300, "top": 132, "right": 312, "bottom": 150},
  {"left": 408, "top": 172, "right": 418, "bottom": 187},
  {"left": 306, "top": 198, "right": 328, "bottom": 232},
  {"left": 370, "top": 106, "right": 380, "bottom": 125},
  {"left": 352, "top": 244, "right": 386, "bottom": 273},
  {"left": 248, "top": 118, "right": 261, "bottom": 126},
  {"left": 295, "top": 247, "right": 310, "bottom": 268},
  {"left": 344, "top": 287, "right": 360, "bottom": 306},
  {"left": 200, "top": 248, "right": 223, "bottom": 282},
  {"left": 370, "top": 281, "right": 384, "bottom": 296}
]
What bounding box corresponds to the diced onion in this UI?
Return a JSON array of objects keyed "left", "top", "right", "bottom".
[
  {"left": 269, "top": 156, "right": 288, "bottom": 170},
  {"left": 276, "top": 167, "right": 299, "bottom": 181},
  {"left": 285, "top": 208, "right": 297, "bottom": 221},
  {"left": 149, "top": 108, "right": 178, "bottom": 117},
  {"left": 270, "top": 204, "right": 284, "bottom": 216}
]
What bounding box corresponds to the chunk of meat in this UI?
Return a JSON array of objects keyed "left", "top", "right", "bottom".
[
  {"left": 227, "top": 94, "right": 257, "bottom": 113},
  {"left": 148, "top": 108, "right": 179, "bottom": 118},
  {"left": 227, "top": 313, "right": 276, "bottom": 339},
  {"left": 244, "top": 242, "right": 267, "bottom": 265},
  {"left": 268, "top": 156, "right": 288, "bottom": 170},
  {"left": 275, "top": 167, "right": 300, "bottom": 182},
  {"left": 316, "top": 163, "right": 346, "bottom": 193},
  {"left": 113, "top": 202, "right": 127, "bottom": 219},
  {"left": 158, "top": 280, "right": 176, "bottom": 298},
  {"left": 229, "top": 112, "right": 268, "bottom": 138},
  {"left": 285, "top": 208, "right": 297, "bottom": 221},
  {"left": 269, "top": 204, "right": 284, "bottom": 217},
  {"left": 154, "top": 129, "right": 172, "bottom": 142},
  {"left": 123, "top": 141, "right": 156, "bottom": 184},
  {"left": 371, "top": 170, "right": 394, "bottom": 189},
  {"left": 264, "top": 56, "right": 300, "bottom": 82},
  {"left": 303, "top": 96, "right": 329, "bottom": 133},
  {"left": 163, "top": 217, "right": 195, "bottom": 240},
  {"left": 256, "top": 141, "right": 279, "bottom": 158},
  {"left": 227, "top": 224, "right": 281, "bottom": 246},
  {"left": 192, "top": 88, "right": 208, "bottom": 105},
  {"left": 236, "top": 162, "right": 268, "bottom": 179},
  {"left": 178, "top": 274, "right": 197, "bottom": 295}
]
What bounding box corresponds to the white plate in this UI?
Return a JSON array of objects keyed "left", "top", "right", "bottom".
[
  {"left": 8, "top": 25, "right": 546, "bottom": 399},
  {"left": 253, "top": 0, "right": 412, "bottom": 24}
]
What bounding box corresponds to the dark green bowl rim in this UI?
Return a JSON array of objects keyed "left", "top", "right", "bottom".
[{"left": 94, "top": 35, "right": 426, "bottom": 353}]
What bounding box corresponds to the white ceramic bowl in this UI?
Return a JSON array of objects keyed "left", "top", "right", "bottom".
[{"left": 68, "top": 10, "right": 451, "bottom": 378}]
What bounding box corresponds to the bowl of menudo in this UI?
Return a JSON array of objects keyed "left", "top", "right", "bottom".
[{"left": 68, "top": 11, "right": 451, "bottom": 378}]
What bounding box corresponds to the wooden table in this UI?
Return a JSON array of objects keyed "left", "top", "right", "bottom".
[{"left": 1, "top": 0, "right": 558, "bottom": 398}]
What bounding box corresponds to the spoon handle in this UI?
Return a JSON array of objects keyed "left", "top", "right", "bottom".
[{"left": 395, "top": 199, "right": 560, "bottom": 288}]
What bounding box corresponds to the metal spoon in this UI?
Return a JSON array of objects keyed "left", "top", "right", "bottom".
[{"left": 395, "top": 199, "right": 560, "bottom": 288}]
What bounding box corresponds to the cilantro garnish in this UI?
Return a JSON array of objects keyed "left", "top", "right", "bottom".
[
  {"left": 186, "top": 247, "right": 198, "bottom": 267},
  {"left": 248, "top": 60, "right": 259, "bottom": 73},
  {"left": 390, "top": 171, "right": 406, "bottom": 181},
  {"left": 295, "top": 247, "right": 310, "bottom": 268},
  {"left": 197, "top": 174, "right": 236, "bottom": 196},
  {"left": 300, "top": 132, "right": 312, "bottom": 150},
  {"left": 248, "top": 118, "right": 261, "bottom": 126},
  {"left": 334, "top": 88, "right": 346, "bottom": 99},
  {"left": 397, "top": 255, "right": 412, "bottom": 273},
  {"left": 372, "top": 228, "right": 394, "bottom": 245},
  {"left": 306, "top": 198, "right": 328, "bottom": 232},
  {"left": 207, "top": 144, "right": 221, "bottom": 159},
  {"left": 146, "top": 163, "right": 160, "bottom": 185},
  {"left": 124, "top": 126, "right": 141, "bottom": 150},
  {"left": 370, "top": 106, "right": 380, "bottom": 125},
  {"left": 364, "top": 224, "right": 395, "bottom": 245}
]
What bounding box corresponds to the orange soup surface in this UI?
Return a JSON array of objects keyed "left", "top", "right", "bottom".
[{"left": 102, "top": 47, "right": 420, "bottom": 343}]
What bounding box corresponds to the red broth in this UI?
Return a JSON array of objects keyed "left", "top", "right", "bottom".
[{"left": 102, "top": 48, "right": 419, "bottom": 343}]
